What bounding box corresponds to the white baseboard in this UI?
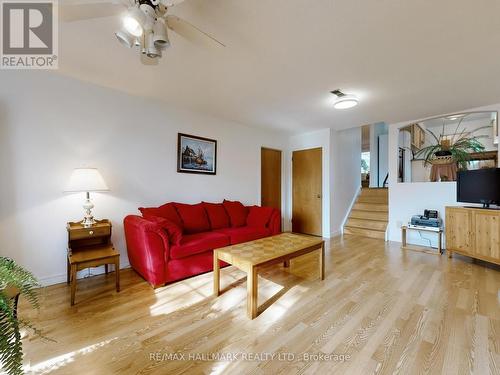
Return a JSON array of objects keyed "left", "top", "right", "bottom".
[
  {"left": 330, "top": 230, "right": 342, "bottom": 238},
  {"left": 39, "top": 263, "right": 130, "bottom": 287}
]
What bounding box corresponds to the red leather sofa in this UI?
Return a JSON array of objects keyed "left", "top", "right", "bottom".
[{"left": 124, "top": 200, "right": 281, "bottom": 287}]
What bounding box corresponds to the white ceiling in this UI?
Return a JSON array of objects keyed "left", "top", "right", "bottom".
[{"left": 58, "top": 0, "right": 500, "bottom": 133}]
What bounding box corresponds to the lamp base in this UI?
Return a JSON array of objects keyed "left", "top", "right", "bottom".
[
  {"left": 81, "top": 217, "right": 97, "bottom": 228},
  {"left": 81, "top": 193, "right": 96, "bottom": 228}
]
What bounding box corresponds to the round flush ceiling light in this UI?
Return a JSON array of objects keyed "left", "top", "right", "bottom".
[{"left": 331, "top": 90, "right": 359, "bottom": 109}]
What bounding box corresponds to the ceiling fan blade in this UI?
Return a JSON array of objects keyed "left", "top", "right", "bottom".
[
  {"left": 161, "top": 0, "right": 187, "bottom": 6},
  {"left": 141, "top": 54, "right": 159, "bottom": 66},
  {"left": 165, "top": 15, "right": 225, "bottom": 48},
  {"left": 59, "top": 2, "right": 124, "bottom": 22}
]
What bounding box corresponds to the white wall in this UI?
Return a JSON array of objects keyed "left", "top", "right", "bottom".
[
  {"left": 0, "top": 71, "right": 287, "bottom": 285},
  {"left": 331, "top": 127, "right": 361, "bottom": 236},
  {"left": 287, "top": 129, "right": 331, "bottom": 237},
  {"left": 388, "top": 103, "right": 500, "bottom": 248}
]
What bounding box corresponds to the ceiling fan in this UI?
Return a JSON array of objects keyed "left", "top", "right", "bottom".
[{"left": 60, "top": 0, "right": 226, "bottom": 65}]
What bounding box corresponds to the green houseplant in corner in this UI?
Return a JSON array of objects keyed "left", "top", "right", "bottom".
[{"left": 0, "top": 257, "right": 44, "bottom": 375}]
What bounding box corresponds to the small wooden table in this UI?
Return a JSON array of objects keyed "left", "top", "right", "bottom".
[
  {"left": 213, "top": 233, "right": 325, "bottom": 319},
  {"left": 401, "top": 225, "right": 443, "bottom": 255},
  {"left": 67, "top": 219, "right": 120, "bottom": 305}
]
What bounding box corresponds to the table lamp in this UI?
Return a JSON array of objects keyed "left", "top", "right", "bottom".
[{"left": 64, "top": 168, "right": 109, "bottom": 227}]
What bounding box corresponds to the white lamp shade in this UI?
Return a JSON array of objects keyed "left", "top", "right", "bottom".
[{"left": 64, "top": 168, "right": 109, "bottom": 193}]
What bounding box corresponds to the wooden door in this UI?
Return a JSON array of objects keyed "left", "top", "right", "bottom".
[
  {"left": 261, "top": 148, "right": 282, "bottom": 210},
  {"left": 473, "top": 210, "right": 500, "bottom": 260},
  {"left": 445, "top": 208, "right": 472, "bottom": 254},
  {"left": 292, "top": 148, "right": 322, "bottom": 236}
]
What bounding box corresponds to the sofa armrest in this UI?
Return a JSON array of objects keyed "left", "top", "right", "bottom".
[
  {"left": 269, "top": 209, "right": 282, "bottom": 235},
  {"left": 124, "top": 215, "right": 170, "bottom": 287}
]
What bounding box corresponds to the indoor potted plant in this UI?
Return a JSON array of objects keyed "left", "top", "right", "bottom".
[
  {"left": 1, "top": 257, "right": 45, "bottom": 375},
  {"left": 414, "top": 118, "right": 492, "bottom": 170}
]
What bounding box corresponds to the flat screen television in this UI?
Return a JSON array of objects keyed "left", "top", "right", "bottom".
[{"left": 457, "top": 168, "right": 500, "bottom": 208}]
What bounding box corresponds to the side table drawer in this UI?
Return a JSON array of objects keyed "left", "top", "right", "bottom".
[{"left": 69, "top": 225, "right": 110, "bottom": 240}]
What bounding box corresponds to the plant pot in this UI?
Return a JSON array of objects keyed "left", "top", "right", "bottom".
[
  {"left": 435, "top": 150, "right": 452, "bottom": 157},
  {"left": 430, "top": 155, "right": 455, "bottom": 165},
  {"left": 1, "top": 285, "right": 20, "bottom": 299}
]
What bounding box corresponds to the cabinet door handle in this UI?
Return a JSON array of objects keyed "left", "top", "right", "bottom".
[{"left": 89, "top": 230, "right": 94, "bottom": 235}]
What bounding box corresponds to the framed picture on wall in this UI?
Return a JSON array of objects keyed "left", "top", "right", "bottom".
[{"left": 177, "top": 133, "right": 217, "bottom": 175}]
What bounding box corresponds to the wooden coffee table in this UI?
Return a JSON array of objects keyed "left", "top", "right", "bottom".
[{"left": 213, "top": 233, "right": 325, "bottom": 319}]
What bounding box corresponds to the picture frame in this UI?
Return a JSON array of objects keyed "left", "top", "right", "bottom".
[{"left": 177, "top": 133, "right": 217, "bottom": 175}]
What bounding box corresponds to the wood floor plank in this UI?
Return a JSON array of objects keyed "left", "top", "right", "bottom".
[{"left": 15, "top": 235, "right": 500, "bottom": 375}]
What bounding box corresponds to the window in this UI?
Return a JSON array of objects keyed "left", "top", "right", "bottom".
[{"left": 361, "top": 152, "right": 370, "bottom": 174}]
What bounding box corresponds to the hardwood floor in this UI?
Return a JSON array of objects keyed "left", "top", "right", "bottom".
[{"left": 19, "top": 235, "right": 500, "bottom": 374}]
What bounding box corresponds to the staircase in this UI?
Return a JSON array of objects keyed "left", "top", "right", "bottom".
[{"left": 344, "top": 188, "right": 388, "bottom": 240}]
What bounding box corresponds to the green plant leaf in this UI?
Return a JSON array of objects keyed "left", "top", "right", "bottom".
[{"left": 1, "top": 257, "right": 50, "bottom": 375}]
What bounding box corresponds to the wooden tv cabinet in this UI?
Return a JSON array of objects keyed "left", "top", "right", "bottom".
[{"left": 446, "top": 206, "right": 500, "bottom": 265}]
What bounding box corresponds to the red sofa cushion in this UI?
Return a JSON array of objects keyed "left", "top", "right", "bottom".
[
  {"left": 246, "top": 206, "right": 274, "bottom": 228},
  {"left": 145, "top": 216, "right": 183, "bottom": 245},
  {"left": 139, "top": 203, "right": 183, "bottom": 227},
  {"left": 170, "top": 232, "right": 230, "bottom": 260},
  {"left": 174, "top": 203, "right": 211, "bottom": 234},
  {"left": 223, "top": 200, "right": 249, "bottom": 228},
  {"left": 203, "top": 202, "right": 230, "bottom": 229},
  {"left": 214, "top": 226, "right": 271, "bottom": 244}
]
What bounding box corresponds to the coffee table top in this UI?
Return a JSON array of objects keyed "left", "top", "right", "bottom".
[{"left": 215, "top": 232, "right": 323, "bottom": 266}]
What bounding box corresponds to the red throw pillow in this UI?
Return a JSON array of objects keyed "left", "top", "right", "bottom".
[
  {"left": 174, "top": 203, "right": 211, "bottom": 234},
  {"left": 139, "top": 203, "right": 183, "bottom": 227},
  {"left": 223, "top": 200, "right": 249, "bottom": 228},
  {"left": 146, "top": 216, "right": 183, "bottom": 245},
  {"left": 247, "top": 206, "right": 274, "bottom": 228},
  {"left": 203, "top": 202, "right": 230, "bottom": 229}
]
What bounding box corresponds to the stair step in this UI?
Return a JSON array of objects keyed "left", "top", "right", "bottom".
[
  {"left": 346, "top": 218, "right": 388, "bottom": 231},
  {"left": 349, "top": 210, "right": 388, "bottom": 221},
  {"left": 360, "top": 188, "right": 388, "bottom": 195},
  {"left": 344, "top": 227, "right": 386, "bottom": 239},
  {"left": 357, "top": 196, "right": 388, "bottom": 204},
  {"left": 352, "top": 202, "right": 388, "bottom": 212}
]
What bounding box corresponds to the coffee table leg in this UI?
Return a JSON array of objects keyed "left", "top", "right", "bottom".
[
  {"left": 247, "top": 266, "right": 258, "bottom": 319},
  {"left": 319, "top": 242, "right": 325, "bottom": 280},
  {"left": 213, "top": 250, "right": 220, "bottom": 296}
]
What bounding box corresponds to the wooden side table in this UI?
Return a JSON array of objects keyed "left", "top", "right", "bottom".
[
  {"left": 67, "top": 219, "right": 120, "bottom": 305},
  {"left": 401, "top": 225, "right": 443, "bottom": 255}
]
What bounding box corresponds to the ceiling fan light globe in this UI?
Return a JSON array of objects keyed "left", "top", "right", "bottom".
[
  {"left": 123, "top": 6, "right": 146, "bottom": 36},
  {"left": 154, "top": 40, "right": 170, "bottom": 50},
  {"left": 153, "top": 18, "right": 170, "bottom": 50},
  {"left": 115, "top": 29, "right": 136, "bottom": 48},
  {"left": 333, "top": 95, "right": 359, "bottom": 109},
  {"left": 123, "top": 16, "right": 142, "bottom": 36},
  {"left": 146, "top": 45, "right": 161, "bottom": 58}
]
